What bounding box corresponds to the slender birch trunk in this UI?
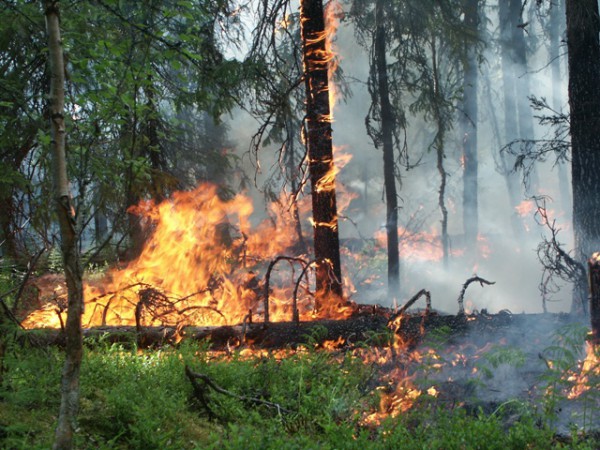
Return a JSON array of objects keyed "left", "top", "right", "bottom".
[{"left": 44, "top": 2, "right": 84, "bottom": 448}]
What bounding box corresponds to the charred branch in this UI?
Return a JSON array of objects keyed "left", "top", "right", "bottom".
[
  {"left": 388, "top": 289, "right": 432, "bottom": 327},
  {"left": 264, "top": 256, "right": 308, "bottom": 325},
  {"left": 457, "top": 276, "right": 496, "bottom": 315},
  {"left": 535, "top": 197, "right": 587, "bottom": 313}
]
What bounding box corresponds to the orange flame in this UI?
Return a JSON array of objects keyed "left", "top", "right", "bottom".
[{"left": 21, "top": 183, "right": 353, "bottom": 329}]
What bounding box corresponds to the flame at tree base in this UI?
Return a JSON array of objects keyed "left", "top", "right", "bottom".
[{"left": 21, "top": 183, "right": 354, "bottom": 329}]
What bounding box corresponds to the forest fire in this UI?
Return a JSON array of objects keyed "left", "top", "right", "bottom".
[{"left": 21, "top": 183, "right": 354, "bottom": 329}]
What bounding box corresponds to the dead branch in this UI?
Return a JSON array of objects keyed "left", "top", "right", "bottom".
[
  {"left": 387, "top": 289, "right": 431, "bottom": 327},
  {"left": 185, "top": 365, "right": 292, "bottom": 417},
  {"left": 457, "top": 276, "right": 496, "bottom": 315},
  {"left": 264, "top": 256, "right": 308, "bottom": 324}
]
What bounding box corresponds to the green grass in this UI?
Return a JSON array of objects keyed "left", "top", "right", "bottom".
[{"left": 0, "top": 335, "right": 598, "bottom": 449}]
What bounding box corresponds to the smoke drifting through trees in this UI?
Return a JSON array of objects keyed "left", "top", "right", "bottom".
[{"left": 233, "top": 1, "right": 573, "bottom": 314}]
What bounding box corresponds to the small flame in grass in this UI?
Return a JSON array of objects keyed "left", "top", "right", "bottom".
[{"left": 567, "top": 341, "right": 600, "bottom": 399}]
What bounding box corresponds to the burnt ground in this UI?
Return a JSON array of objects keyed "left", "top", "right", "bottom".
[{"left": 395, "top": 312, "right": 599, "bottom": 436}]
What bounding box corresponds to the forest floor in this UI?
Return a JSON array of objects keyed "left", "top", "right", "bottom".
[{"left": 2, "top": 308, "right": 600, "bottom": 449}]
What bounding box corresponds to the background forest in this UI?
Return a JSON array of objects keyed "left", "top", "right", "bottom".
[
  {"left": 3, "top": 0, "right": 600, "bottom": 449},
  {"left": 0, "top": 0, "right": 576, "bottom": 314}
]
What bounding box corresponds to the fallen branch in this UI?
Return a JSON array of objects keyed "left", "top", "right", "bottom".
[
  {"left": 185, "top": 365, "right": 292, "bottom": 418},
  {"left": 457, "top": 276, "right": 496, "bottom": 315}
]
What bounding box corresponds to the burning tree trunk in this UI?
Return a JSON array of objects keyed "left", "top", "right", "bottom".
[
  {"left": 373, "top": 0, "right": 400, "bottom": 302},
  {"left": 461, "top": 0, "right": 479, "bottom": 249},
  {"left": 565, "top": 0, "right": 600, "bottom": 314},
  {"left": 588, "top": 253, "right": 600, "bottom": 345},
  {"left": 300, "top": 0, "right": 344, "bottom": 307},
  {"left": 43, "top": 1, "right": 85, "bottom": 449}
]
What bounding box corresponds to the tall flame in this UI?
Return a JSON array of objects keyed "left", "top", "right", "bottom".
[{"left": 22, "top": 183, "right": 353, "bottom": 329}]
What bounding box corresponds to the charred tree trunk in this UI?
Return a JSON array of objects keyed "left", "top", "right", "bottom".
[
  {"left": 461, "top": 0, "right": 479, "bottom": 249},
  {"left": 374, "top": 0, "right": 400, "bottom": 302},
  {"left": 588, "top": 254, "right": 600, "bottom": 344},
  {"left": 565, "top": 0, "right": 600, "bottom": 314},
  {"left": 300, "top": 0, "right": 344, "bottom": 308},
  {"left": 44, "top": 2, "right": 84, "bottom": 449}
]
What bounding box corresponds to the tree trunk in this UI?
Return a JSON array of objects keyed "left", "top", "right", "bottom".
[
  {"left": 499, "top": 0, "right": 526, "bottom": 240},
  {"left": 374, "top": 0, "right": 400, "bottom": 303},
  {"left": 565, "top": 0, "right": 600, "bottom": 314},
  {"left": 549, "top": 0, "right": 571, "bottom": 219},
  {"left": 461, "top": 0, "right": 479, "bottom": 249},
  {"left": 43, "top": 2, "right": 84, "bottom": 449},
  {"left": 511, "top": 0, "right": 539, "bottom": 192},
  {"left": 431, "top": 36, "right": 449, "bottom": 268},
  {"left": 300, "top": 0, "right": 344, "bottom": 309}
]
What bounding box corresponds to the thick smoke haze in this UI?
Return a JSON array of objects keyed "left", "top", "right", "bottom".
[{"left": 229, "top": 2, "right": 572, "bottom": 315}]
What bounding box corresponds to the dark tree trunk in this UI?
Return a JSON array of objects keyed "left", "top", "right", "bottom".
[
  {"left": 374, "top": 0, "right": 400, "bottom": 302},
  {"left": 461, "top": 0, "right": 479, "bottom": 249},
  {"left": 589, "top": 254, "right": 600, "bottom": 344},
  {"left": 565, "top": 0, "right": 600, "bottom": 314},
  {"left": 300, "top": 0, "right": 344, "bottom": 308},
  {"left": 44, "top": 1, "right": 84, "bottom": 449}
]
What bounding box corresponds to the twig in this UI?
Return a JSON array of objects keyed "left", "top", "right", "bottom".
[
  {"left": 185, "top": 366, "right": 292, "bottom": 416},
  {"left": 0, "top": 298, "right": 24, "bottom": 329},
  {"left": 457, "top": 276, "right": 496, "bottom": 315},
  {"left": 11, "top": 247, "right": 46, "bottom": 315}
]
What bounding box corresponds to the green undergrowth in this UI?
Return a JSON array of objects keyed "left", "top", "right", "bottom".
[{"left": 0, "top": 335, "right": 598, "bottom": 449}]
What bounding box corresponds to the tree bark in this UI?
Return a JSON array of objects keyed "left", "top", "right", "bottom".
[
  {"left": 300, "top": 0, "right": 344, "bottom": 308},
  {"left": 374, "top": 0, "right": 400, "bottom": 303},
  {"left": 43, "top": 2, "right": 84, "bottom": 449},
  {"left": 461, "top": 0, "right": 479, "bottom": 249},
  {"left": 565, "top": 0, "right": 600, "bottom": 314}
]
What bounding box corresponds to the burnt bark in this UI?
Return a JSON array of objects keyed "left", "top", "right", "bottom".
[
  {"left": 588, "top": 254, "right": 600, "bottom": 345},
  {"left": 461, "top": 0, "right": 479, "bottom": 248},
  {"left": 43, "top": 1, "right": 84, "bottom": 449},
  {"left": 374, "top": 0, "right": 400, "bottom": 302},
  {"left": 300, "top": 0, "right": 344, "bottom": 307},
  {"left": 565, "top": 0, "right": 600, "bottom": 314}
]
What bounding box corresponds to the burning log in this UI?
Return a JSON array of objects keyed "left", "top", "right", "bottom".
[{"left": 588, "top": 253, "right": 600, "bottom": 346}]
